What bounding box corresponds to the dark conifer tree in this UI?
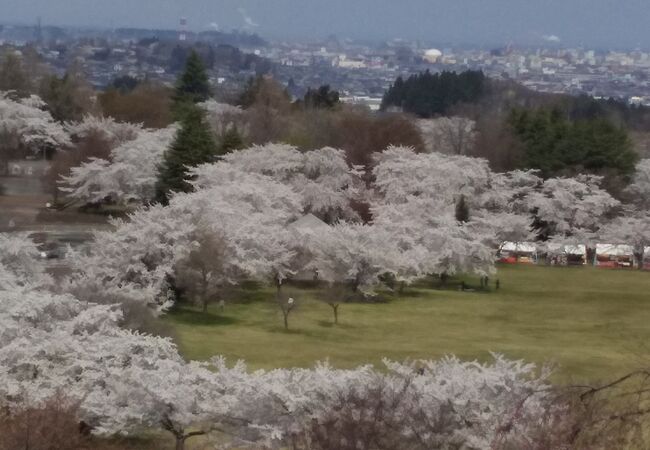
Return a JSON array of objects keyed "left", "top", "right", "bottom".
[
  {"left": 155, "top": 105, "right": 216, "bottom": 204},
  {"left": 303, "top": 85, "right": 340, "bottom": 109},
  {"left": 455, "top": 194, "right": 470, "bottom": 223},
  {"left": 217, "top": 126, "right": 245, "bottom": 155},
  {"left": 172, "top": 50, "right": 211, "bottom": 118}
]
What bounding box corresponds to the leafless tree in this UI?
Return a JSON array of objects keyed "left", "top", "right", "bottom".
[{"left": 418, "top": 116, "right": 476, "bottom": 155}]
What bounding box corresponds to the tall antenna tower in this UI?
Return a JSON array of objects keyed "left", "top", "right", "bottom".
[
  {"left": 35, "top": 16, "right": 43, "bottom": 44},
  {"left": 179, "top": 17, "right": 188, "bottom": 42}
]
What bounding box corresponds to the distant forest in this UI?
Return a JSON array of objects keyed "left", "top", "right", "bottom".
[
  {"left": 382, "top": 69, "right": 650, "bottom": 191},
  {"left": 381, "top": 70, "right": 486, "bottom": 117}
]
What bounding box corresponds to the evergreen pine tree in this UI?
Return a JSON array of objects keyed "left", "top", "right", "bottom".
[
  {"left": 172, "top": 50, "right": 211, "bottom": 117},
  {"left": 303, "top": 85, "right": 340, "bottom": 109},
  {"left": 217, "top": 126, "right": 245, "bottom": 155},
  {"left": 155, "top": 105, "right": 216, "bottom": 204},
  {"left": 455, "top": 194, "right": 470, "bottom": 223}
]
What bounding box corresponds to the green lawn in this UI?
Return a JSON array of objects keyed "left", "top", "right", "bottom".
[{"left": 163, "top": 265, "right": 650, "bottom": 383}]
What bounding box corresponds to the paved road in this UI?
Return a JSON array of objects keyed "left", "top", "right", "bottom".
[
  {"left": 1, "top": 181, "right": 112, "bottom": 271},
  {"left": 0, "top": 176, "right": 45, "bottom": 196}
]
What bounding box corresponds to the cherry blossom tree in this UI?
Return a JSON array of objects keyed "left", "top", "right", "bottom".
[
  {"left": 0, "top": 287, "right": 242, "bottom": 450},
  {"left": 230, "top": 355, "right": 553, "bottom": 450},
  {"left": 65, "top": 165, "right": 302, "bottom": 312},
  {"left": 60, "top": 125, "right": 177, "bottom": 204},
  {"left": 65, "top": 115, "right": 142, "bottom": 148},
  {"left": 527, "top": 175, "right": 621, "bottom": 251},
  {"left": 479, "top": 169, "right": 542, "bottom": 214},
  {"left": 470, "top": 171, "right": 540, "bottom": 248},
  {"left": 193, "top": 143, "right": 364, "bottom": 223},
  {"left": 199, "top": 99, "right": 246, "bottom": 137},
  {"left": 372, "top": 145, "right": 492, "bottom": 208},
  {"left": 0, "top": 93, "right": 70, "bottom": 150},
  {"left": 0, "top": 234, "right": 572, "bottom": 450},
  {"left": 0, "top": 281, "right": 558, "bottom": 450},
  {"left": 175, "top": 228, "right": 232, "bottom": 313},
  {"left": 0, "top": 92, "right": 70, "bottom": 171},
  {"left": 0, "top": 233, "right": 51, "bottom": 290},
  {"left": 63, "top": 203, "right": 195, "bottom": 311},
  {"left": 371, "top": 147, "right": 500, "bottom": 281},
  {"left": 599, "top": 212, "right": 650, "bottom": 269},
  {"left": 626, "top": 159, "right": 650, "bottom": 210},
  {"left": 0, "top": 277, "right": 628, "bottom": 450},
  {"left": 58, "top": 157, "right": 115, "bottom": 202},
  {"left": 305, "top": 223, "right": 399, "bottom": 294},
  {"left": 375, "top": 200, "right": 497, "bottom": 282}
]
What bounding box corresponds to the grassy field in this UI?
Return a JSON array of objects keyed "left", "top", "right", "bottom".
[{"left": 163, "top": 264, "right": 650, "bottom": 383}]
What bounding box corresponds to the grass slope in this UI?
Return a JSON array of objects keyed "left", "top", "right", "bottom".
[{"left": 164, "top": 265, "right": 650, "bottom": 382}]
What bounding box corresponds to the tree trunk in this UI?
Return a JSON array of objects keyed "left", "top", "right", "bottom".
[
  {"left": 399, "top": 281, "right": 405, "bottom": 295},
  {"left": 283, "top": 310, "right": 289, "bottom": 330},
  {"left": 201, "top": 276, "right": 208, "bottom": 313},
  {"left": 276, "top": 278, "right": 282, "bottom": 299},
  {"left": 0, "top": 157, "right": 8, "bottom": 176},
  {"left": 439, "top": 273, "right": 448, "bottom": 288},
  {"left": 332, "top": 304, "right": 339, "bottom": 324},
  {"left": 174, "top": 431, "right": 207, "bottom": 450},
  {"left": 586, "top": 246, "right": 596, "bottom": 266},
  {"left": 635, "top": 251, "right": 644, "bottom": 270}
]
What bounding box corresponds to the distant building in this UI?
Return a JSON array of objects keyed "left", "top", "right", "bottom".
[
  {"left": 339, "top": 95, "right": 382, "bottom": 111},
  {"left": 336, "top": 55, "right": 366, "bottom": 69},
  {"left": 179, "top": 17, "right": 187, "bottom": 42},
  {"left": 422, "top": 48, "right": 442, "bottom": 64}
]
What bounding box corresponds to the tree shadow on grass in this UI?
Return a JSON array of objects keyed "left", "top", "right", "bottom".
[
  {"left": 316, "top": 320, "right": 356, "bottom": 330},
  {"left": 264, "top": 324, "right": 337, "bottom": 338},
  {"left": 226, "top": 285, "right": 273, "bottom": 305},
  {"left": 167, "top": 307, "right": 240, "bottom": 326},
  {"left": 265, "top": 326, "right": 306, "bottom": 335},
  {"left": 394, "top": 289, "right": 430, "bottom": 299}
]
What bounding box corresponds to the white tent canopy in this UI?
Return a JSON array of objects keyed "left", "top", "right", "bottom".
[
  {"left": 500, "top": 242, "right": 537, "bottom": 253},
  {"left": 546, "top": 243, "right": 586, "bottom": 255},
  {"left": 596, "top": 244, "right": 635, "bottom": 256}
]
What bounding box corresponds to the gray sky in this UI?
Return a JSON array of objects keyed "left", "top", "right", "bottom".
[{"left": 1, "top": 0, "right": 649, "bottom": 48}]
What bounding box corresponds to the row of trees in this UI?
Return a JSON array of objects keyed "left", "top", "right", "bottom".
[
  {"left": 3, "top": 53, "right": 648, "bottom": 284},
  {"left": 0, "top": 49, "right": 415, "bottom": 204},
  {"left": 3, "top": 51, "right": 647, "bottom": 297},
  {"left": 381, "top": 70, "right": 486, "bottom": 117},
  {"left": 3, "top": 51, "right": 650, "bottom": 449},
  {"left": 1, "top": 47, "right": 646, "bottom": 201},
  {"left": 0, "top": 48, "right": 97, "bottom": 122},
  {"left": 3, "top": 237, "right": 649, "bottom": 449},
  {"left": 509, "top": 108, "right": 638, "bottom": 183},
  {"left": 59, "top": 140, "right": 650, "bottom": 330},
  {"left": 382, "top": 69, "right": 646, "bottom": 191}
]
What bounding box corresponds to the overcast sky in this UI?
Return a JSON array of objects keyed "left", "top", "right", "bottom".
[{"left": 1, "top": 0, "right": 649, "bottom": 48}]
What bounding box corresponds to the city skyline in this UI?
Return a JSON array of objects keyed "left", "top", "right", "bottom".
[{"left": 1, "top": 0, "right": 650, "bottom": 49}]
